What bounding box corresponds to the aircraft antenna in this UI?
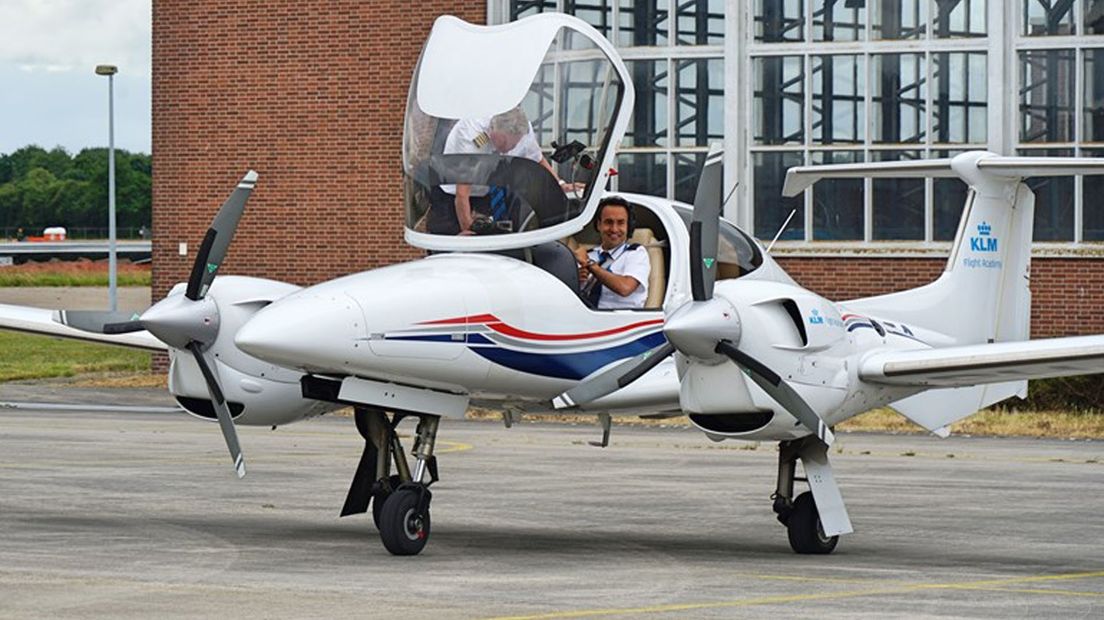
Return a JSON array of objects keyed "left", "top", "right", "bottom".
[{"left": 765, "top": 208, "right": 797, "bottom": 253}]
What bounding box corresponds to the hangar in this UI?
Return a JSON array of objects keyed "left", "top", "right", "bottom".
[{"left": 152, "top": 1, "right": 1104, "bottom": 337}]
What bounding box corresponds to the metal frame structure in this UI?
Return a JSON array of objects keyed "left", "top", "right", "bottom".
[{"left": 490, "top": 1, "right": 1104, "bottom": 249}]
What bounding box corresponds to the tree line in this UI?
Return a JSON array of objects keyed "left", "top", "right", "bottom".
[{"left": 0, "top": 145, "right": 151, "bottom": 236}]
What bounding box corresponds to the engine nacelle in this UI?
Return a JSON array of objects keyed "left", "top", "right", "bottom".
[{"left": 165, "top": 276, "right": 340, "bottom": 426}]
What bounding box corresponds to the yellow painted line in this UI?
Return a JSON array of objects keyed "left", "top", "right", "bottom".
[
  {"left": 485, "top": 570, "right": 1104, "bottom": 620},
  {"left": 939, "top": 585, "right": 1104, "bottom": 598}
]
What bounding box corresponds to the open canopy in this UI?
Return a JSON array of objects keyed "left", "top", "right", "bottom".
[{"left": 403, "top": 14, "right": 634, "bottom": 252}]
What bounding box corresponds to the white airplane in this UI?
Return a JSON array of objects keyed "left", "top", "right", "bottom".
[{"left": 4, "top": 14, "right": 1104, "bottom": 557}]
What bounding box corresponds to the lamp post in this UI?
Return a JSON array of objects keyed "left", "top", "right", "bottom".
[{"left": 95, "top": 64, "right": 118, "bottom": 312}]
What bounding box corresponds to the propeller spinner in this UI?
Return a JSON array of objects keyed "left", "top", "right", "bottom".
[{"left": 56, "top": 171, "right": 259, "bottom": 476}]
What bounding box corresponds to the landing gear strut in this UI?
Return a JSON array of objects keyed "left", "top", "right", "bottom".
[
  {"left": 772, "top": 437, "right": 841, "bottom": 555},
  {"left": 341, "top": 407, "right": 441, "bottom": 556}
]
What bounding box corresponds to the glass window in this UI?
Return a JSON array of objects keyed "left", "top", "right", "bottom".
[
  {"left": 812, "top": 151, "right": 865, "bottom": 240},
  {"left": 618, "top": 0, "right": 668, "bottom": 46},
  {"left": 933, "top": 151, "right": 968, "bottom": 241},
  {"left": 813, "top": 54, "right": 865, "bottom": 144},
  {"left": 403, "top": 24, "right": 623, "bottom": 239},
  {"left": 1085, "top": 50, "right": 1104, "bottom": 143},
  {"left": 754, "top": 56, "right": 805, "bottom": 145},
  {"left": 616, "top": 152, "right": 667, "bottom": 197},
  {"left": 872, "top": 150, "right": 925, "bottom": 240},
  {"left": 675, "top": 58, "right": 724, "bottom": 147},
  {"left": 933, "top": 0, "right": 986, "bottom": 38},
  {"left": 755, "top": 0, "right": 805, "bottom": 42},
  {"left": 873, "top": 53, "right": 926, "bottom": 143},
  {"left": 814, "top": 0, "right": 865, "bottom": 42},
  {"left": 511, "top": 0, "right": 556, "bottom": 19},
  {"left": 753, "top": 151, "right": 805, "bottom": 240},
  {"left": 674, "top": 152, "right": 706, "bottom": 204},
  {"left": 1020, "top": 149, "right": 1075, "bottom": 242},
  {"left": 873, "top": 0, "right": 927, "bottom": 40},
  {"left": 625, "top": 60, "right": 668, "bottom": 148},
  {"left": 675, "top": 0, "right": 724, "bottom": 45},
  {"left": 1024, "top": 0, "right": 1076, "bottom": 36},
  {"left": 673, "top": 206, "right": 765, "bottom": 277},
  {"left": 1020, "top": 50, "right": 1075, "bottom": 143},
  {"left": 934, "top": 52, "right": 987, "bottom": 144},
  {"left": 1088, "top": 1, "right": 1104, "bottom": 35},
  {"left": 1084, "top": 149, "right": 1104, "bottom": 241},
  {"left": 565, "top": 0, "right": 613, "bottom": 37}
]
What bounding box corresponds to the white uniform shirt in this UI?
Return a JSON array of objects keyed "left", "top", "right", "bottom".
[
  {"left": 587, "top": 243, "right": 650, "bottom": 309},
  {"left": 441, "top": 117, "right": 544, "bottom": 196}
]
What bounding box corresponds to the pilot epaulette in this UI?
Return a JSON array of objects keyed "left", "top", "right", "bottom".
[
  {"left": 626, "top": 243, "right": 641, "bottom": 250},
  {"left": 473, "top": 132, "right": 489, "bottom": 148}
]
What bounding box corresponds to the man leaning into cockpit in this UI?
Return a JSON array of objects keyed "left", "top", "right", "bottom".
[{"left": 430, "top": 107, "right": 559, "bottom": 235}]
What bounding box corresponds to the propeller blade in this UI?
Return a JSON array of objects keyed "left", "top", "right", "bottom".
[
  {"left": 188, "top": 341, "right": 246, "bottom": 478},
  {"left": 715, "top": 340, "right": 835, "bottom": 445},
  {"left": 185, "top": 170, "right": 259, "bottom": 301},
  {"left": 553, "top": 341, "right": 676, "bottom": 409},
  {"left": 55, "top": 309, "right": 145, "bottom": 334},
  {"left": 690, "top": 143, "right": 723, "bottom": 301}
]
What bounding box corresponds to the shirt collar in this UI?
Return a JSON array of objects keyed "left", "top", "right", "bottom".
[{"left": 592, "top": 242, "right": 628, "bottom": 260}]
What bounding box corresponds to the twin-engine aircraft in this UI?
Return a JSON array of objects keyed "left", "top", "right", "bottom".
[{"left": 4, "top": 14, "right": 1104, "bottom": 556}]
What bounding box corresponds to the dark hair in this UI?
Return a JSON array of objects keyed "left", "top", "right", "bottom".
[{"left": 594, "top": 196, "right": 636, "bottom": 236}]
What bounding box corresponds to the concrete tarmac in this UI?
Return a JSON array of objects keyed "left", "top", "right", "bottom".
[{"left": 1, "top": 386, "right": 1103, "bottom": 619}]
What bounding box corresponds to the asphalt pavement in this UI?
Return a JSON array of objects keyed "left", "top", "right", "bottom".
[{"left": 0, "top": 385, "right": 1102, "bottom": 619}]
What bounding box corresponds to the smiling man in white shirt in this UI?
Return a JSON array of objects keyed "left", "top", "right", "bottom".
[{"left": 574, "top": 196, "right": 650, "bottom": 309}]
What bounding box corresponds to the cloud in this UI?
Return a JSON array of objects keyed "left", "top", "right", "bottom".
[{"left": 0, "top": 0, "right": 151, "bottom": 74}]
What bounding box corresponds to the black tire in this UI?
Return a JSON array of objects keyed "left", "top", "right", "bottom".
[
  {"left": 378, "top": 487, "right": 431, "bottom": 556},
  {"left": 371, "top": 475, "right": 403, "bottom": 530},
  {"left": 786, "top": 491, "right": 838, "bottom": 555}
]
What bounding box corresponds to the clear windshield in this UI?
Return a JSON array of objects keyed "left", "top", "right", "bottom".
[
  {"left": 404, "top": 24, "right": 624, "bottom": 242},
  {"left": 673, "top": 206, "right": 764, "bottom": 278}
]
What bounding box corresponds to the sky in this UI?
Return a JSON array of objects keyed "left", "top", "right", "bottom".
[{"left": 0, "top": 0, "right": 151, "bottom": 156}]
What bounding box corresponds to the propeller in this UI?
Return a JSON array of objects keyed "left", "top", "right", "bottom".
[
  {"left": 554, "top": 146, "right": 834, "bottom": 445},
  {"left": 56, "top": 170, "right": 259, "bottom": 476}
]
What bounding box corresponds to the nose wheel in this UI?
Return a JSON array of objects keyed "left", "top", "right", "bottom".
[{"left": 379, "top": 484, "right": 433, "bottom": 555}]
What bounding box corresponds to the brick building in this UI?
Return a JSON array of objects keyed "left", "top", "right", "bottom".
[{"left": 153, "top": 2, "right": 1104, "bottom": 338}]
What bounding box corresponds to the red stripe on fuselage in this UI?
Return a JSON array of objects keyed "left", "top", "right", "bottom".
[{"left": 418, "top": 314, "right": 663, "bottom": 341}]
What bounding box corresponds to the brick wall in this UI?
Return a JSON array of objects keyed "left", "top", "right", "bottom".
[
  {"left": 151, "top": 4, "right": 1104, "bottom": 342},
  {"left": 151, "top": 1, "right": 484, "bottom": 298},
  {"left": 777, "top": 256, "right": 1104, "bottom": 338}
]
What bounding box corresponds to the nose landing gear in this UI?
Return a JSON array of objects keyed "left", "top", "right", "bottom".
[{"left": 341, "top": 408, "right": 441, "bottom": 556}]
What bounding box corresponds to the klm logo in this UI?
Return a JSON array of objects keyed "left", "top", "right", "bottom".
[
  {"left": 808, "top": 308, "right": 825, "bottom": 325},
  {"left": 969, "top": 221, "right": 998, "bottom": 253}
]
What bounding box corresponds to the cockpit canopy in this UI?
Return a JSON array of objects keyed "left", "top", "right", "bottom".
[{"left": 403, "top": 14, "right": 633, "bottom": 252}]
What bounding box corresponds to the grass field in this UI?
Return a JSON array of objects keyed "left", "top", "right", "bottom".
[
  {"left": 0, "top": 260, "right": 150, "bottom": 287},
  {"left": 0, "top": 331, "right": 150, "bottom": 382}
]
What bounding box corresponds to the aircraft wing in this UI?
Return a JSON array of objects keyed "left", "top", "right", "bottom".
[
  {"left": 0, "top": 303, "right": 166, "bottom": 352},
  {"left": 859, "top": 335, "right": 1104, "bottom": 387}
]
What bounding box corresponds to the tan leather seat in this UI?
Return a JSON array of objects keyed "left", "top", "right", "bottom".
[{"left": 564, "top": 227, "right": 667, "bottom": 309}]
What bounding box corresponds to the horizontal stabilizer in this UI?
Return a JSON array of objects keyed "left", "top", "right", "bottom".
[
  {"left": 860, "top": 335, "right": 1104, "bottom": 388},
  {"left": 783, "top": 153, "right": 1104, "bottom": 196}
]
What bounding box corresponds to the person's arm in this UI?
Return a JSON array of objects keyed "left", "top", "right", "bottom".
[
  {"left": 454, "top": 184, "right": 475, "bottom": 234},
  {"left": 540, "top": 156, "right": 586, "bottom": 192},
  {"left": 585, "top": 261, "right": 642, "bottom": 298}
]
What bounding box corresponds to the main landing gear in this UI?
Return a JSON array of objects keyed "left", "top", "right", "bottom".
[
  {"left": 340, "top": 407, "right": 441, "bottom": 556},
  {"left": 771, "top": 437, "right": 850, "bottom": 555}
]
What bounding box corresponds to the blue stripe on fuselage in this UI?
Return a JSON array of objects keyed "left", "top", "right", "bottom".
[{"left": 468, "top": 332, "right": 666, "bottom": 380}]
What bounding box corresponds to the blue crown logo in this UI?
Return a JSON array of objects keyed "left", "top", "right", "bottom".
[{"left": 977, "top": 221, "right": 991, "bottom": 236}]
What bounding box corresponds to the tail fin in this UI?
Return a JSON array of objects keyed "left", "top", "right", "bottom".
[
  {"left": 784, "top": 151, "right": 1104, "bottom": 344},
  {"left": 783, "top": 151, "right": 1104, "bottom": 423}
]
